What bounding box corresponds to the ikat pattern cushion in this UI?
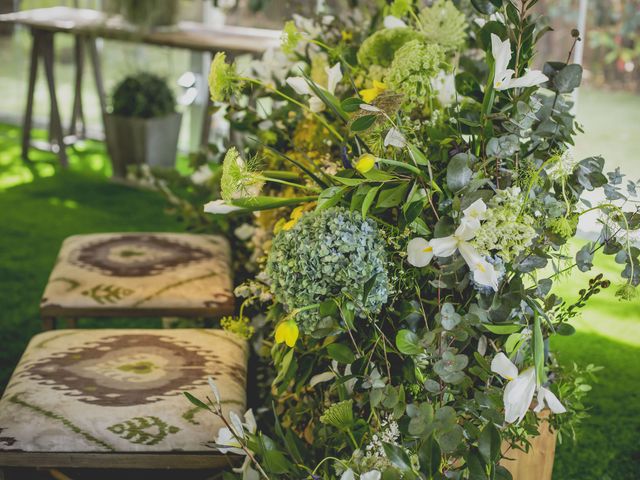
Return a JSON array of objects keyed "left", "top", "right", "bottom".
[
  {"left": 40, "top": 233, "right": 234, "bottom": 317},
  {"left": 0, "top": 329, "right": 248, "bottom": 453}
]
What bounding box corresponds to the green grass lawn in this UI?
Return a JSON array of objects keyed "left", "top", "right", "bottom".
[{"left": 0, "top": 122, "right": 639, "bottom": 479}]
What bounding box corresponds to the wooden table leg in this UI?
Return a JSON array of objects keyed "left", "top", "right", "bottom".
[
  {"left": 21, "top": 29, "right": 40, "bottom": 163},
  {"left": 69, "top": 35, "right": 86, "bottom": 139},
  {"left": 86, "top": 37, "right": 107, "bottom": 129},
  {"left": 42, "top": 317, "right": 57, "bottom": 331},
  {"left": 40, "top": 31, "right": 68, "bottom": 168}
]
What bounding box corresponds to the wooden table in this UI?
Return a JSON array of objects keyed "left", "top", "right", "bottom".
[{"left": 0, "top": 6, "right": 281, "bottom": 166}]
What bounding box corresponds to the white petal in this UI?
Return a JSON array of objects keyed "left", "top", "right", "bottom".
[
  {"left": 407, "top": 237, "right": 434, "bottom": 267},
  {"left": 360, "top": 103, "right": 381, "bottom": 112},
  {"left": 458, "top": 242, "right": 484, "bottom": 268},
  {"left": 309, "top": 95, "right": 325, "bottom": 113},
  {"left": 203, "top": 200, "right": 242, "bottom": 215},
  {"left": 361, "top": 471, "right": 382, "bottom": 480},
  {"left": 340, "top": 469, "right": 356, "bottom": 480},
  {"left": 506, "top": 69, "right": 549, "bottom": 89},
  {"left": 244, "top": 409, "right": 257, "bottom": 433},
  {"left": 243, "top": 463, "right": 260, "bottom": 480},
  {"left": 431, "top": 70, "right": 457, "bottom": 105},
  {"left": 325, "top": 62, "right": 343, "bottom": 94},
  {"left": 535, "top": 386, "right": 567, "bottom": 414},
  {"left": 456, "top": 217, "right": 481, "bottom": 239},
  {"left": 504, "top": 367, "right": 537, "bottom": 424},
  {"left": 230, "top": 411, "right": 244, "bottom": 437},
  {"left": 430, "top": 235, "right": 459, "bottom": 257},
  {"left": 383, "top": 15, "right": 407, "bottom": 28},
  {"left": 384, "top": 127, "right": 406, "bottom": 148},
  {"left": 462, "top": 199, "right": 487, "bottom": 220},
  {"left": 490, "top": 33, "right": 512, "bottom": 81},
  {"left": 491, "top": 352, "right": 519, "bottom": 380},
  {"left": 208, "top": 377, "right": 221, "bottom": 404},
  {"left": 286, "top": 76, "right": 311, "bottom": 95},
  {"left": 309, "top": 371, "right": 336, "bottom": 387},
  {"left": 494, "top": 69, "right": 514, "bottom": 91}
]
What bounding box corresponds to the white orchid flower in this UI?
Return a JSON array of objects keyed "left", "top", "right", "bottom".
[
  {"left": 535, "top": 386, "right": 567, "bottom": 415},
  {"left": 216, "top": 409, "right": 259, "bottom": 480},
  {"left": 286, "top": 63, "right": 342, "bottom": 113},
  {"left": 490, "top": 33, "right": 548, "bottom": 91},
  {"left": 383, "top": 15, "right": 407, "bottom": 28},
  {"left": 407, "top": 237, "right": 434, "bottom": 267},
  {"left": 203, "top": 199, "right": 242, "bottom": 215},
  {"left": 491, "top": 353, "right": 566, "bottom": 424},
  {"left": 461, "top": 198, "right": 487, "bottom": 230},
  {"left": 491, "top": 352, "right": 537, "bottom": 423}
]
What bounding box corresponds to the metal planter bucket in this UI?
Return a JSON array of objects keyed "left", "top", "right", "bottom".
[{"left": 105, "top": 112, "right": 182, "bottom": 178}]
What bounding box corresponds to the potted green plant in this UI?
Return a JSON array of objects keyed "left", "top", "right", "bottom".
[{"left": 106, "top": 72, "right": 181, "bottom": 177}]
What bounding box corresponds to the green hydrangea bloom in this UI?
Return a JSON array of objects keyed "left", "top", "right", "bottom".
[
  {"left": 419, "top": 0, "right": 467, "bottom": 52},
  {"left": 220, "top": 147, "right": 264, "bottom": 201},
  {"left": 357, "top": 28, "right": 424, "bottom": 68},
  {"left": 473, "top": 188, "right": 537, "bottom": 262},
  {"left": 267, "top": 207, "right": 389, "bottom": 333},
  {"left": 208, "top": 52, "right": 237, "bottom": 102},
  {"left": 386, "top": 40, "right": 446, "bottom": 107},
  {"left": 220, "top": 316, "right": 254, "bottom": 340}
]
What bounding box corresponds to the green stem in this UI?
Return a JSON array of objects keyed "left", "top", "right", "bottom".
[
  {"left": 378, "top": 158, "right": 422, "bottom": 176},
  {"left": 237, "top": 76, "right": 344, "bottom": 142},
  {"left": 256, "top": 175, "right": 319, "bottom": 192}
]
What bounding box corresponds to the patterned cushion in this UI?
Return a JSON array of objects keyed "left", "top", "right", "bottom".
[
  {"left": 0, "top": 329, "right": 247, "bottom": 453},
  {"left": 40, "top": 233, "right": 234, "bottom": 317}
]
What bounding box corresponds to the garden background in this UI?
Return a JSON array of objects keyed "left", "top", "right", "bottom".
[{"left": 0, "top": 1, "right": 638, "bottom": 479}]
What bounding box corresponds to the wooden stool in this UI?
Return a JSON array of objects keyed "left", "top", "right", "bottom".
[
  {"left": 0, "top": 329, "right": 247, "bottom": 474},
  {"left": 40, "top": 233, "right": 235, "bottom": 330}
]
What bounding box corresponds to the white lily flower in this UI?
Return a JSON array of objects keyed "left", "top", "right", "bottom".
[
  {"left": 407, "top": 237, "right": 434, "bottom": 267},
  {"left": 203, "top": 200, "right": 242, "bottom": 215},
  {"left": 491, "top": 352, "right": 536, "bottom": 423},
  {"left": 490, "top": 33, "right": 548, "bottom": 91},
  {"left": 215, "top": 409, "right": 257, "bottom": 455},
  {"left": 427, "top": 201, "right": 500, "bottom": 291},
  {"left": 383, "top": 15, "right": 407, "bottom": 28},
  {"left": 384, "top": 127, "right": 406, "bottom": 148},
  {"left": 286, "top": 63, "right": 342, "bottom": 113},
  {"left": 535, "top": 386, "right": 567, "bottom": 414}
]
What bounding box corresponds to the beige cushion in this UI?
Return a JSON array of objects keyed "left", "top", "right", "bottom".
[
  {"left": 0, "top": 329, "right": 247, "bottom": 454},
  {"left": 40, "top": 233, "right": 234, "bottom": 317}
]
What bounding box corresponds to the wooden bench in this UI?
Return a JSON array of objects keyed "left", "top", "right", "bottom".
[
  {"left": 40, "top": 233, "right": 235, "bottom": 329},
  {"left": 0, "top": 329, "right": 247, "bottom": 477}
]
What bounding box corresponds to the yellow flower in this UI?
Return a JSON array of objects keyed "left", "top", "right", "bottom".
[
  {"left": 275, "top": 320, "right": 299, "bottom": 347},
  {"left": 355, "top": 153, "right": 377, "bottom": 174},
  {"left": 341, "top": 30, "right": 353, "bottom": 41},
  {"left": 359, "top": 80, "right": 387, "bottom": 103},
  {"left": 282, "top": 205, "right": 307, "bottom": 231}
]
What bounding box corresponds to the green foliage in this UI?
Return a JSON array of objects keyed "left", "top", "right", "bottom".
[
  {"left": 357, "top": 28, "right": 424, "bottom": 68},
  {"left": 111, "top": 72, "right": 175, "bottom": 118}
]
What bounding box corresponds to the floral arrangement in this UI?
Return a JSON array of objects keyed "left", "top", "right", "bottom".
[{"left": 187, "top": 1, "right": 640, "bottom": 479}]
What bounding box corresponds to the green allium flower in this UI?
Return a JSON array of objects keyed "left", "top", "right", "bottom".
[
  {"left": 357, "top": 28, "right": 424, "bottom": 68},
  {"left": 320, "top": 400, "right": 354, "bottom": 429},
  {"left": 220, "top": 147, "right": 264, "bottom": 202},
  {"left": 472, "top": 188, "right": 537, "bottom": 262},
  {"left": 616, "top": 283, "right": 637, "bottom": 300},
  {"left": 220, "top": 316, "right": 255, "bottom": 340},
  {"left": 419, "top": 0, "right": 467, "bottom": 52},
  {"left": 547, "top": 215, "right": 578, "bottom": 240},
  {"left": 281, "top": 20, "right": 303, "bottom": 55},
  {"left": 208, "top": 52, "right": 237, "bottom": 102},
  {"left": 386, "top": 40, "right": 446, "bottom": 107},
  {"left": 266, "top": 207, "right": 389, "bottom": 333}
]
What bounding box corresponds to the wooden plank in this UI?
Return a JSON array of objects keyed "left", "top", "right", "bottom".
[
  {"left": 499, "top": 417, "right": 557, "bottom": 480},
  {"left": 0, "top": 452, "right": 240, "bottom": 470}
]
